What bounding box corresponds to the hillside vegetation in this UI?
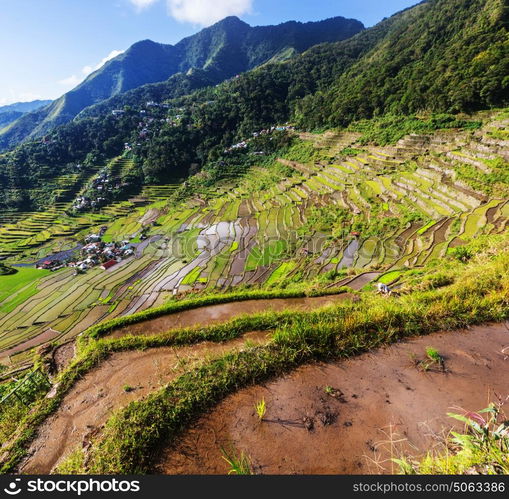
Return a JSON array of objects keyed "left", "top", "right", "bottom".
[
  {"left": 0, "top": 0, "right": 507, "bottom": 212},
  {"left": 296, "top": 0, "right": 509, "bottom": 127},
  {"left": 0, "top": 0, "right": 507, "bottom": 477},
  {"left": 0, "top": 101, "right": 52, "bottom": 130},
  {"left": 0, "top": 16, "right": 363, "bottom": 152}
]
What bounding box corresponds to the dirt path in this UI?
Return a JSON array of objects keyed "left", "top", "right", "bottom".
[
  {"left": 156, "top": 322, "right": 509, "bottom": 475},
  {"left": 110, "top": 294, "right": 353, "bottom": 339},
  {"left": 19, "top": 331, "right": 271, "bottom": 474}
]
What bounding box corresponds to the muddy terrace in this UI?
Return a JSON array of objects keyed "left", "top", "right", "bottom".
[{"left": 156, "top": 323, "right": 509, "bottom": 474}]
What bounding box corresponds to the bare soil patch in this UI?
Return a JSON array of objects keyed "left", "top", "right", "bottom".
[
  {"left": 156, "top": 323, "right": 509, "bottom": 475},
  {"left": 52, "top": 342, "right": 76, "bottom": 373},
  {"left": 19, "top": 331, "right": 271, "bottom": 474}
]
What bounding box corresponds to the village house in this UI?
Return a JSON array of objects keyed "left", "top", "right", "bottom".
[{"left": 101, "top": 260, "right": 118, "bottom": 270}]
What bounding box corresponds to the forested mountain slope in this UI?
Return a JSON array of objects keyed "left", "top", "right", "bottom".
[
  {"left": 0, "top": 0, "right": 507, "bottom": 212},
  {"left": 0, "top": 100, "right": 52, "bottom": 128},
  {"left": 295, "top": 0, "right": 509, "bottom": 127},
  {"left": 0, "top": 16, "right": 363, "bottom": 151}
]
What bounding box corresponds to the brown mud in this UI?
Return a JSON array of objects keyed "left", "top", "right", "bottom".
[
  {"left": 156, "top": 323, "right": 509, "bottom": 475},
  {"left": 110, "top": 294, "right": 353, "bottom": 339},
  {"left": 19, "top": 331, "right": 271, "bottom": 474}
]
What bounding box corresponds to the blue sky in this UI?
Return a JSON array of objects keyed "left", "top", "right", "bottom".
[{"left": 0, "top": 0, "right": 418, "bottom": 105}]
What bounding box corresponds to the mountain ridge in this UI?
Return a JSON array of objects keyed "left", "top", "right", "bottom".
[
  {"left": 0, "top": 15, "right": 364, "bottom": 151},
  {"left": 0, "top": 100, "right": 52, "bottom": 115}
]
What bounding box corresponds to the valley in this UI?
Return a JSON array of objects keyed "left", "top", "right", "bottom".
[
  {"left": 0, "top": 113, "right": 507, "bottom": 368},
  {"left": 0, "top": 0, "right": 507, "bottom": 478}
]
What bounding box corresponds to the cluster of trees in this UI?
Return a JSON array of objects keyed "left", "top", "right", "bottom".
[{"left": 0, "top": 263, "right": 16, "bottom": 276}]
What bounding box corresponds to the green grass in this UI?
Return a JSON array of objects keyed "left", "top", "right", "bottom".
[
  {"left": 425, "top": 347, "right": 441, "bottom": 363},
  {"left": 221, "top": 448, "right": 253, "bottom": 475},
  {"left": 255, "top": 398, "right": 267, "bottom": 421},
  {"left": 417, "top": 221, "right": 436, "bottom": 235},
  {"left": 0, "top": 268, "right": 51, "bottom": 311},
  {"left": 179, "top": 228, "right": 201, "bottom": 261},
  {"left": 0, "top": 264, "right": 16, "bottom": 276},
  {"left": 46, "top": 239, "right": 509, "bottom": 474},
  {"left": 377, "top": 270, "right": 405, "bottom": 285},
  {"left": 181, "top": 267, "right": 203, "bottom": 286},
  {"left": 265, "top": 262, "right": 297, "bottom": 287}
]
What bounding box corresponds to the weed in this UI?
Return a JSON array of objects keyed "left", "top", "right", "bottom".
[
  {"left": 426, "top": 347, "right": 442, "bottom": 364},
  {"left": 255, "top": 399, "right": 267, "bottom": 421},
  {"left": 395, "top": 404, "right": 509, "bottom": 474},
  {"left": 450, "top": 246, "right": 473, "bottom": 263},
  {"left": 244, "top": 339, "right": 256, "bottom": 349},
  {"left": 54, "top": 447, "right": 85, "bottom": 475},
  {"left": 221, "top": 447, "right": 253, "bottom": 475}
]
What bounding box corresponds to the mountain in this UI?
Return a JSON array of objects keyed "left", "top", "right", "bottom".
[
  {"left": 0, "top": 0, "right": 507, "bottom": 211},
  {"left": 0, "top": 100, "right": 52, "bottom": 115},
  {"left": 0, "top": 100, "right": 52, "bottom": 128},
  {"left": 295, "top": 0, "right": 509, "bottom": 128},
  {"left": 0, "top": 16, "right": 364, "bottom": 151},
  {"left": 131, "top": 0, "right": 508, "bottom": 181},
  {"left": 0, "top": 111, "right": 23, "bottom": 128}
]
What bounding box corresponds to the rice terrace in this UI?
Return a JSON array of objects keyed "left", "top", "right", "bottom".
[{"left": 0, "top": 0, "right": 508, "bottom": 480}]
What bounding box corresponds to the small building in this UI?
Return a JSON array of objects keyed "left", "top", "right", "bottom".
[
  {"left": 85, "top": 234, "right": 101, "bottom": 244},
  {"left": 101, "top": 260, "right": 118, "bottom": 271}
]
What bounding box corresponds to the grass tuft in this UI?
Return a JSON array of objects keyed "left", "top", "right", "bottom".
[
  {"left": 221, "top": 447, "right": 253, "bottom": 475},
  {"left": 255, "top": 399, "right": 267, "bottom": 421}
]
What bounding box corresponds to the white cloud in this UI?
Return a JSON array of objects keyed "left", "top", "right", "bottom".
[
  {"left": 82, "top": 50, "right": 125, "bottom": 77},
  {"left": 130, "top": 0, "right": 159, "bottom": 11},
  {"left": 167, "top": 0, "right": 253, "bottom": 25},
  {"left": 59, "top": 50, "right": 124, "bottom": 88},
  {"left": 58, "top": 75, "right": 82, "bottom": 87}
]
